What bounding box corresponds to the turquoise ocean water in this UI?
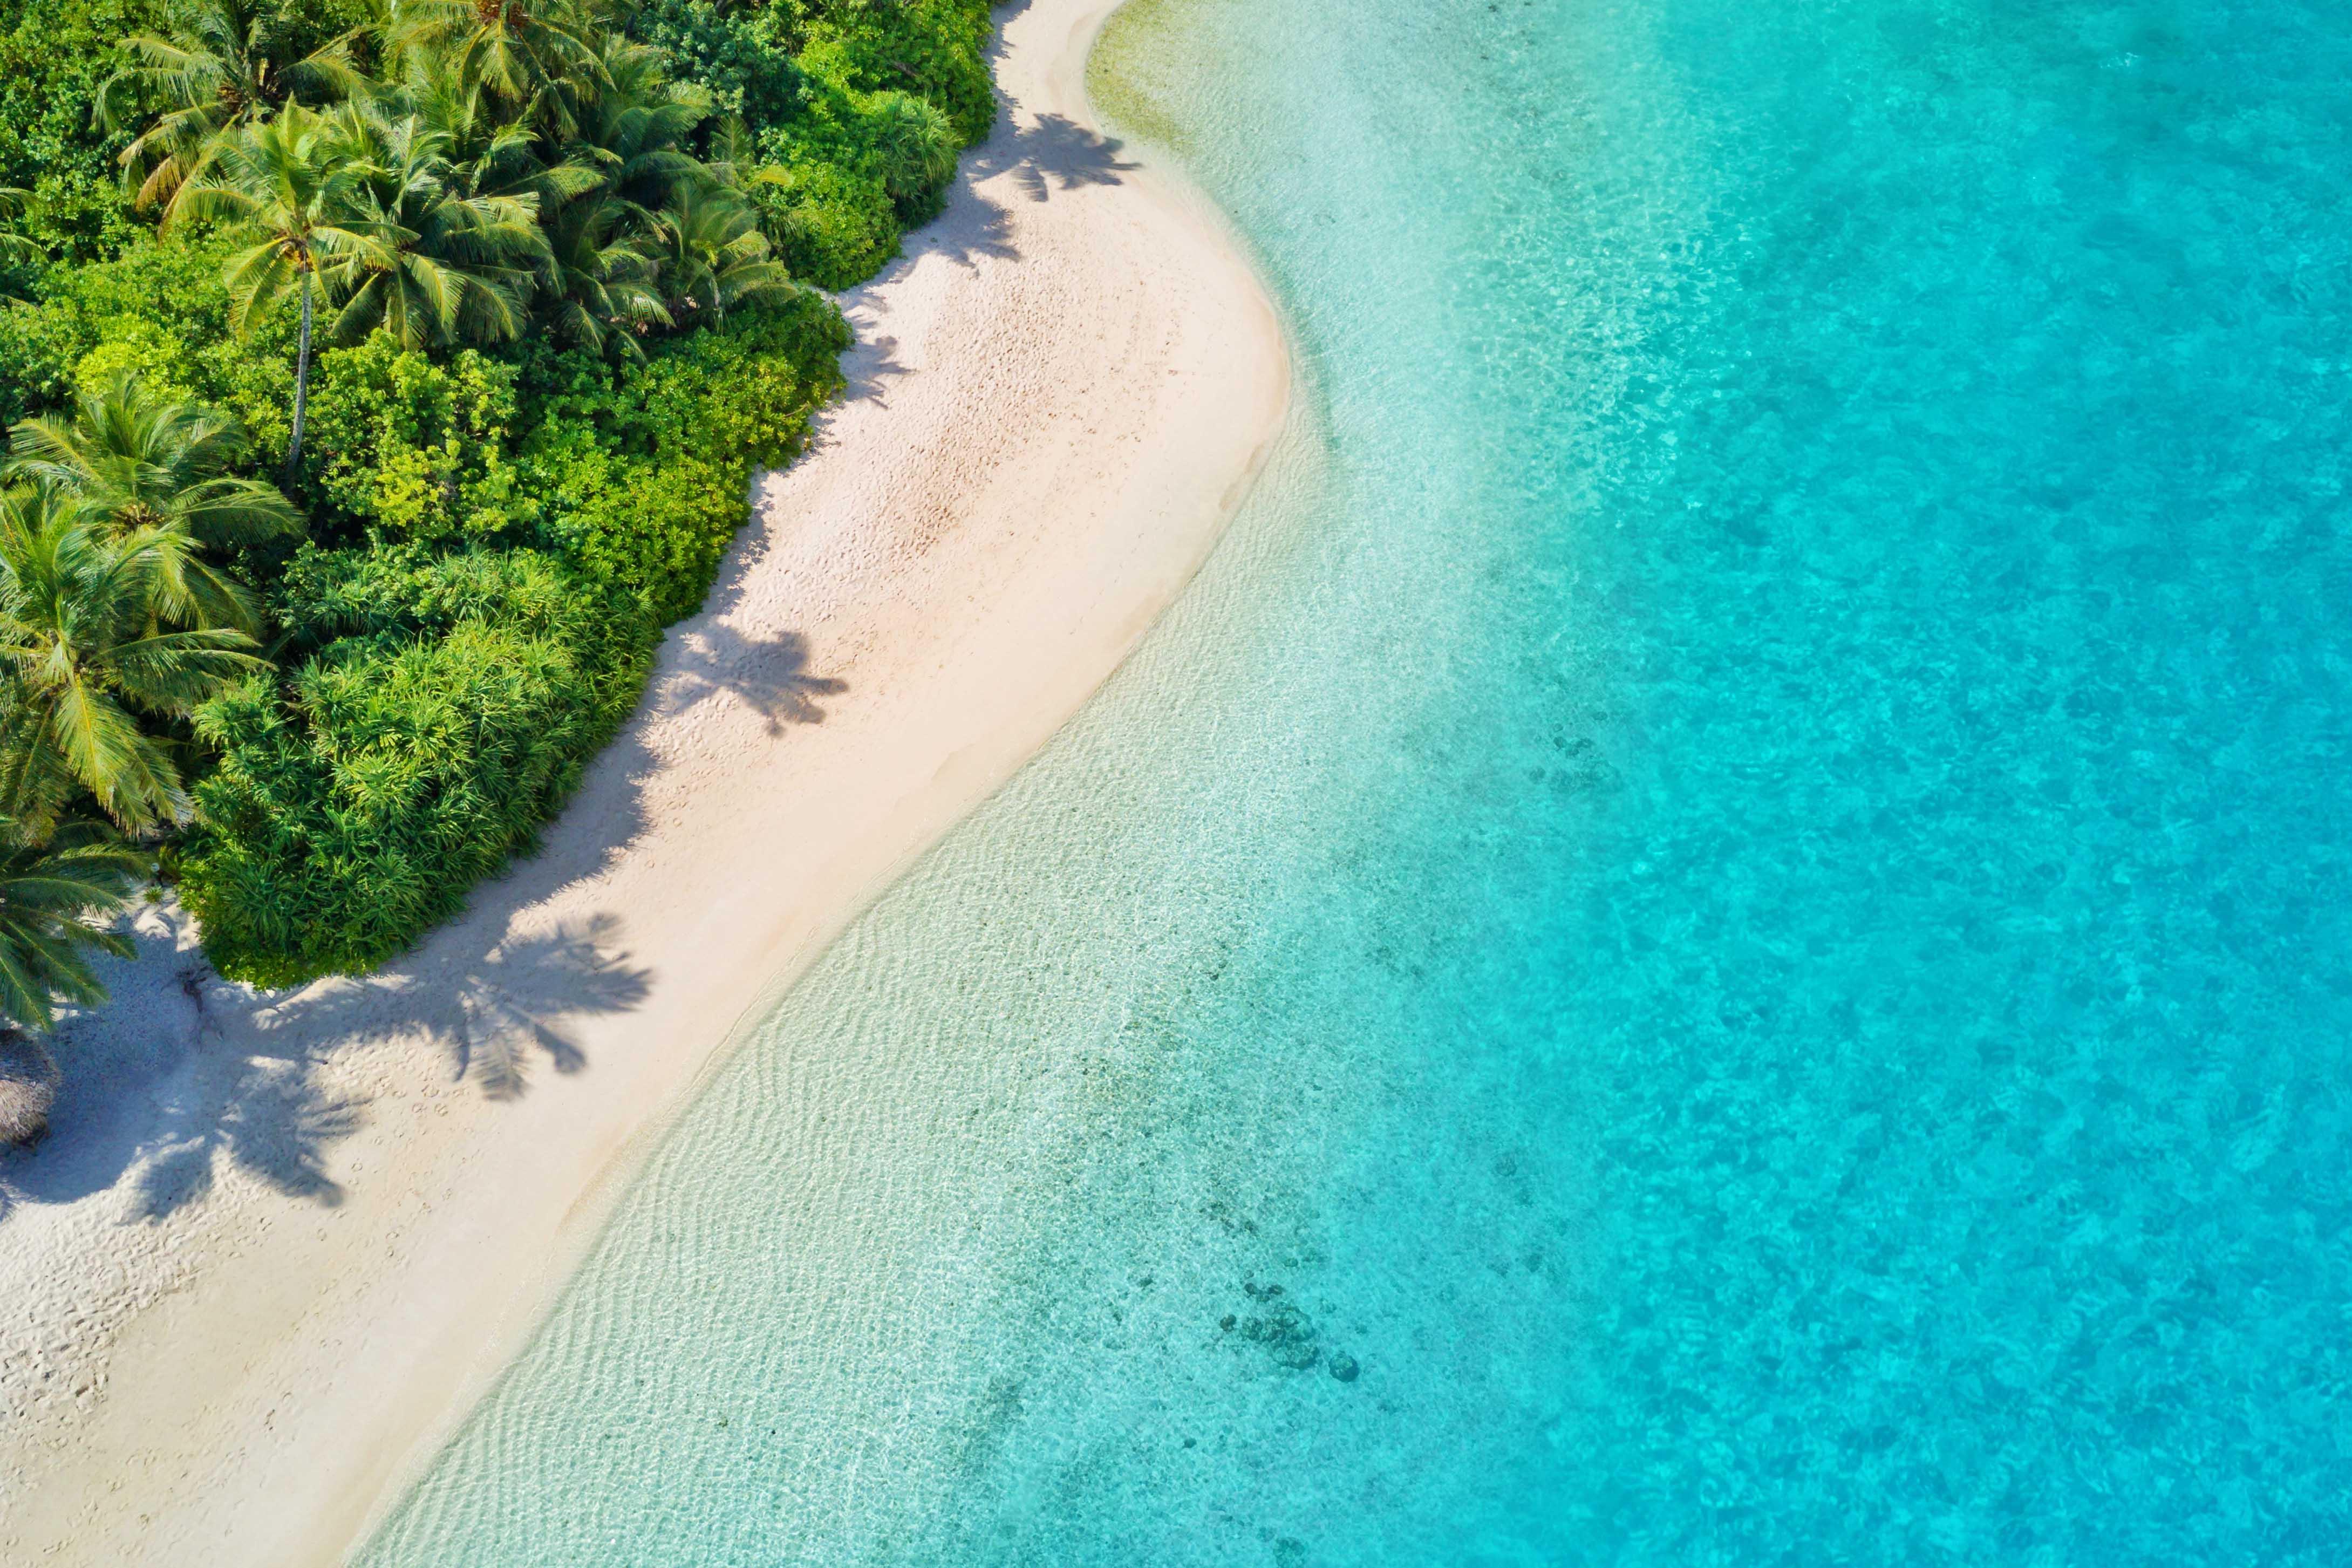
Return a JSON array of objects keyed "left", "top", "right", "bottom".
[{"left": 363, "top": 0, "right": 2352, "bottom": 1561}]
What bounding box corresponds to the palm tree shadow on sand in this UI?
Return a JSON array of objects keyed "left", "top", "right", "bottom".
[
  {"left": 0, "top": 466, "right": 847, "bottom": 1225},
  {"left": 888, "top": 110, "right": 1140, "bottom": 282},
  {"left": 0, "top": 912, "right": 660, "bottom": 1222},
  {"left": 651, "top": 625, "right": 846, "bottom": 734},
  {"left": 0, "top": 0, "right": 1137, "bottom": 1231},
  {"left": 828, "top": 24, "right": 1143, "bottom": 345}
]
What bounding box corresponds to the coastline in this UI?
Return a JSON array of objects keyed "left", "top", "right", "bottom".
[{"left": 0, "top": 0, "right": 1289, "bottom": 1558}]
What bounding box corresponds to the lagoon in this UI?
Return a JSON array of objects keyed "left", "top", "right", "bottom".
[{"left": 365, "top": 0, "right": 2352, "bottom": 1560}]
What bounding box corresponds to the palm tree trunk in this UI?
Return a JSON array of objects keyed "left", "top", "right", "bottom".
[{"left": 285, "top": 268, "right": 313, "bottom": 481}]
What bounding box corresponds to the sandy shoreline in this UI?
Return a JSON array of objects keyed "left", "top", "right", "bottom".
[{"left": 0, "top": 0, "right": 1286, "bottom": 1558}]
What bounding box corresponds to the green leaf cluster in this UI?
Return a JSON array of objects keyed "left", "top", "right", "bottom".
[
  {"left": 0, "top": 0, "right": 165, "bottom": 269},
  {"left": 0, "top": 819, "right": 148, "bottom": 1031},
  {"left": 301, "top": 336, "right": 528, "bottom": 542},
  {"left": 0, "top": 0, "right": 1000, "bottom": 1011},
  {"left": 0, "top": 235, "right": 295, "bottom": 435},
  {"left": 521, "top": 293, "right": 846, "bottom": 622},
  {"left": 799, "top": 0, "right": 996, "bottom": 145},
  {"left": 180, "top": 547, "right": 651, "bottom": 986},
  {"left": 626, "top": 0, "right": 806, "bottom": 128}
]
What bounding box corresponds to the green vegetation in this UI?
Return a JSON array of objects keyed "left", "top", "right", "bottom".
[
  {"left": 0, "top": 0, "right": 998, "bottom": 1042},
  {"left": 0, "top": 818, "right": 147, "bottom": 1030}
]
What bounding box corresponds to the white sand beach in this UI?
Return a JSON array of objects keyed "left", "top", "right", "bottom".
[{"left": 0, "top": 0, "right": 1286, "bottom": 1558}]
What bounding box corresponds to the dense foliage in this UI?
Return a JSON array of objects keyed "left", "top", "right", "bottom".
[
  {"left": 0, "top": 0, "right": 995, "bottom": 1011},
  {"left": 180, "top": 547, "right": 650, "bottom": 985}
]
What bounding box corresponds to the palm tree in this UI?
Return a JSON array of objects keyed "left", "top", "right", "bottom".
[
  {"left": 167, "top": 104, "right": 359, "bottom": 476},
  {"left": 864, "top": 91, "right": 959, "bottom": 222},
  {"left": 0, "top": 487, "right": 267, "bottom": 834},
  {"left": 396, "top": 47, "right": 597, "bottom": 209},
  {"left": 313, "top": 99, "right": 549, "bottom": 348},
  {"left": 97, "top": 0, "right": 362, "bottom": 216},
  {"left": 0, "top": 816, "right": 147, "bottom": 1033},
  {"left": 642, "top": 180, "right": 790, "bottom": 329},
  {"left": 540, "top": 188, "right": 668, "bottom": 356},
  {"left": 0, "top": 187, "right": 39, "bottom": 297},
  {"left": 561, "top": 32, "right": 708, "bottom": 209},
  {"left": 383, "top": 0, "right": 600, "bottom": 128},
  {"left": 8, "top": 374, "right": 299, "bottom": 633}
]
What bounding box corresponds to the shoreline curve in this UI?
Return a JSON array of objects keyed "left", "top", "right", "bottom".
[{"left": 0, "top": 0, "right": 1290, "bottom": 1557}]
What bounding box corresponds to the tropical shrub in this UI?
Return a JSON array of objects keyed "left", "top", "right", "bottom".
[
  {"left": 751, "top": 156, "right": 900, "bottom": 289},
  {"left": 299, "top": 335, "right": 529, "bottom": 543},
  {"left": 626, "top": 0, "right": 806, "bottom": 126},
  {"left": 0, "top": 0, "right": 1000, "bottom": 1001},
  {"left": 800, "top": 0, "right": 996, "bottom": 145},
  {"left": 864, "top": 90, "right": 960, "bottom": 223},
  {"left": 0, "top": 236, "right": 294, "bottom": 436},
  {"left": 0, "top": 0, "right": 162, "bottom": 264},
  {"left": 524, "top": 295, "right": 847, "bottom": 621},
  {"left": 179, "top": 548, "right": 652, "bottom": 985}
]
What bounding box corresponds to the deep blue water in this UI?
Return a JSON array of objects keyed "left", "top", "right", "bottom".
[{"left": 365, "top": 0, "right": 2352, "bottom": 1562}]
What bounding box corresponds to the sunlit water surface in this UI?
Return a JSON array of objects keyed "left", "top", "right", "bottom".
[{"left": 365, "top": 0, "right": 2351, "bottom": 1561}]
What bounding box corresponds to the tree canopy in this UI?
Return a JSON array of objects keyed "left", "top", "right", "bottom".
[{"left": 0, "top": 0, "right": 994, "bottom": 1025}]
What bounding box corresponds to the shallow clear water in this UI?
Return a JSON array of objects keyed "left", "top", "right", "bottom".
[{"left": 364, "top": 0, "right": 2352, "bottom": 1562}]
